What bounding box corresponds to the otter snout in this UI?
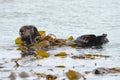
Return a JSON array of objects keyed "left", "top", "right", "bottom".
[{"left": 19, "top": 25, "right": 40, "bottom": 45}]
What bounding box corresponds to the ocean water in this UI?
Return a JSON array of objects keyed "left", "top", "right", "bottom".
[
  {"left": 0, "top": 0, "right": 120, "bottom": 53},
  {"left": 0, "top": 0, "right": 120, "bottom": 79}
]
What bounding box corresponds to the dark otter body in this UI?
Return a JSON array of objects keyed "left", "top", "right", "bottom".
[
  {"left": 74, "top": 34, "right": 109, "bottom": 47},
  {"left": 19, "top": 25, "right": 40, "bottom": 45}
]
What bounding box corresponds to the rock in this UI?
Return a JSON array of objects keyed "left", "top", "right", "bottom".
[
  {"left": 19, "top": 71, "right": 29, "bottom": 78},
  {"left": 92, "top": 67, "right": 110, "bottom": 75},
  {"left": 9, "top": 72, "right": 17, "bottom": 80}
]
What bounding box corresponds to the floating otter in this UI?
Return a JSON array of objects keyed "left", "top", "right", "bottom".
[
  {"left": 19, "top": 25, "right": 40, "bottom": 45},
  {"left": 74, "top": 34, "right": 109, "bottom": 47}
]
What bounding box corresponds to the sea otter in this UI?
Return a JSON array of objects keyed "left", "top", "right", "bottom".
[
  {"left": 19, "top": 25, "right": 40, "bottom": 45},
  {"left": 74, "top": 34, "right": 109, "bottom": 48}
]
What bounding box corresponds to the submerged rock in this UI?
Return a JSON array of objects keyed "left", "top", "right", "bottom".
[
  {"left": 92, "top": 67, "right": 110, "bottom": 75},
  {"left": 19, "top": 71, "right": 29, "bottom": 78},
  {"left": 9, "top": 72, "right": 17, "bottom": 80}
]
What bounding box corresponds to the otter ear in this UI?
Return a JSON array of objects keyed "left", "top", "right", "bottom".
[
  {"left": 33, "top": 26, "right": 38, "bottom": 32},
  {"left": 33, "top": 26, "right": 40, "bottom": 36},
  {"left": 102, "top": 34, "right": 107, "bottom": 37}
]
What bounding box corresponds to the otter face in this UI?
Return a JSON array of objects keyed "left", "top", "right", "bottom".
[
  {"left": 96, "top": 34, "right": 109, "bottom": 45},
  {"left": 19, "top": 25, "right": 40, "bottom": 45}
]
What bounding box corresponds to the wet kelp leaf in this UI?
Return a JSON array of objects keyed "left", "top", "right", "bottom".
[
  {"left": 39, "top": 30, "right": 46, "bottom": 35},
  {"left": 92, "top": 67, "right": 120, "bottom": 75},
  {"left": 12, "top": 58, "right": 21, "bottom": 68},
  {"left": 108, "top": 67, "right": 120, "bottom": 73},
  {"left": 72, "top": 54, "right": 110, "bottom": 59},
  {"left": 14, "top": 60, "right": 20, "bottom": 68},
  {"left": 53, "top": 39, "right": 66, "bottom": 47},
  {"left": 46, "top": 74, "right": 57, "bottom": 80},
  {"left": 72, "top": 55, "right": 86, "bottom": 59},
  {"left": 34, "top": 72, "right": 57, "bottom": 80},
  {"left": 44, "top": 34, "right": 56, "bottom": 41},
  {"left": 38, "top": 30, "right": 46, "bottom": 40},
  {"left": 65, "top": 41, "right": 77, "bottom": 48},
  {"left": 54, "top": 52, "right": 68, "bottom": 57},
  {"left": 68, "top": 36, "right": 74, "bottom": 41},
  {"left": 68, "top": 43, "right": 77, "bottom": 48},
  {"left": 55, "top": 65, "right": 65, "bottom": 68},
  {"left": 31, "top": 40, "right": 50, "bottom": 50},
  {"left": 85, "top": 54, "right": 110, "bottom": 58},
  {"left": 66, "top": 70, "right": 85, "bottom": 80},
  {"left": 35, "top": 50, "right": 49, "bottom": 58},
  {"left": 34, "top": 72, "right": 46, "bottom": 77},
  {"left": 66, "top": 70, "right": 80, "bottom": 79},
  {"left": 15, "top": 37, "right": 23, "bottom": 44},
  {"left": 35, "top": 40, "right": 50, "bottom": 47},
  {"left": 11, "top": 58, "right": 22, "bottom": 61},
  {"left": 17, "top": 46, "right": 28, "bottom": 51}
]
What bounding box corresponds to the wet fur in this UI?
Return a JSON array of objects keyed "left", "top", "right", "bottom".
[
  {"left": 74, "top": 34, "right": 109, "bottom": 47},
  {"left": 19, "top": 25, "right": 40, "bottom": 45}
]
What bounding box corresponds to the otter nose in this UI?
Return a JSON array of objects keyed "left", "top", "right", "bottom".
[{"left": 102, "top": 34, "right": 107, "bottom": 37}]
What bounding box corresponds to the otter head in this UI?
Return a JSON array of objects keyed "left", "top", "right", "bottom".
[
  {"left": 96, "top": 34, "right": 109, "bottom": 45},
  {"left": 19, "top": 25, "right": 40, "bottom": 45}
]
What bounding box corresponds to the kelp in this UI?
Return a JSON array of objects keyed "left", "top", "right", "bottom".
[
  {"left": 15, "top": 37, "right": 23, "bottom": 44},
  {"left": 46, "top": 74, "right": 57, "bottom": 80},
  {"left": 34, "top": 72, "right": 46, "bottom": 77},
  {"left": 11, "top": 58, "right": 22, "bottom": 61},
  {"left": 15, "top": 29, "right": 78, "bottom": 58},
  {"left": 15, "top": 30, "right": 74, "bottom": 49},
  {"left": 92, "top": 67, "right": 120, "bottom": 75},
  {"left": 72, "top": 53, "right": 110, "bottom": 59},
  {"left": 14, "top": 60, "right": 20, "bottom": 68},
  {"left": 35, "top": 50, "right": 49, "bottom": 58},
  {"left": 54, "top": 52, "right": 68, "bottom": 57},
  {"left": 39, "top": 30, "right": 46, "bottom": 35},
  {"left": 66, "top": 70, "right": 86, "bottom": 80},
  {"left": 108, "top": 67, "right": 120, "bottom": 73},
  {"left": 17, "top": 46, "right": 28, "bottom": 51},
  {"left": 55, "top": 65, "right": 65, "bottom": 68},
  {"left": 68, "top": 43, "right": 77, "bottom": 48},
  {"left": 31, "top": 40, "right": 50, "bottom": 50},
  {"left": 34, "top": 72, "right": 57, "bottom": 80},
  {"left": 85, "top": 54, "right": 110, "bottom": 58},
  {"left": 68, "top": 36, "right": 74, "bottom": 41}
]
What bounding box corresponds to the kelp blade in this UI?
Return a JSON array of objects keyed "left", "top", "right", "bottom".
[
  {"left": 35, "top": 50, "right": 49, "bottom": 58},
  {"left": 15, "top": 37, "right": 23, "bottom": 44}
]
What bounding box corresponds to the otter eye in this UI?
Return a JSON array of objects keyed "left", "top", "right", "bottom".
[{"left": 20, "top": 29, "right": 24, "bottom": 32}]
